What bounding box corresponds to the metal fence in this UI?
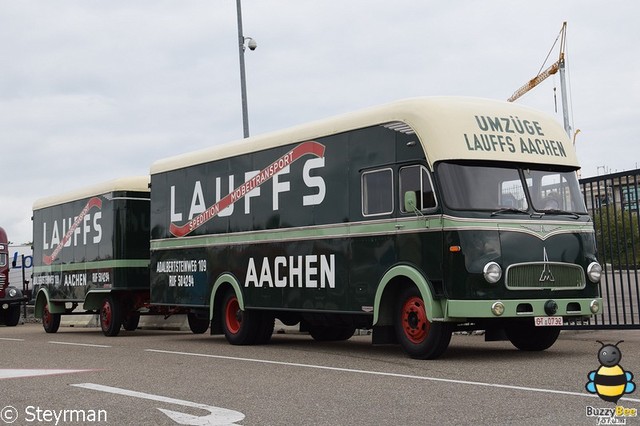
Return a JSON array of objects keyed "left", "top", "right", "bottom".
[{"left": 567, "top": 169, "right": 640, "bottom": 329}]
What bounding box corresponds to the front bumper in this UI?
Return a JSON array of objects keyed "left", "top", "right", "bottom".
[{"left": 444, "top": 297, "right": 602, "bottom": 320}]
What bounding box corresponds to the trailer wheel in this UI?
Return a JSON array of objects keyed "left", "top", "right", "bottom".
[
  {"left": 42, "top": 304, "right": 61, "bottom": 333},
  {"left": 4, "top": 305, "right": 21, "bottom": 326},
  {"left": 309, "top": 325, "right": 356, "bottom": 341},
  {"left": 394, "top": 286, "right": 452, "bottom": 359},
  {"left": 121, "top": 312, "right": 141, "bottom": 331},
  {"left": 505, "top": 320, "right": 561, "bottom": 351},
  {"left": 100, "top": 296, "right": 122, "bottom": 337},
  {"left": 187, "top": 313, "right": 209, "bottom": 334},
  {"left": 222, "top": 290, "right": 259, "bottom": 345}
]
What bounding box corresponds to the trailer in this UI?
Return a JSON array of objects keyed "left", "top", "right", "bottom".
[
  {"left": 0, "top": 226, "right": 28, "bottom": 326},
  {"left": 32, "top": 177, "right": 211, "bottom": 336}
]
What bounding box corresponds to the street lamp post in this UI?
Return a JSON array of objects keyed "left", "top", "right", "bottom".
[{"left": 236, "top": 0, "right": 256, "bottom": 138}]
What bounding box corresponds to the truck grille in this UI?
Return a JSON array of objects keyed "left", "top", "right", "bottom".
[
  {"left": 0, "top": 275, "right": 5, "bottom": 286},
  {"left": 505, "top": 262, "right": 585, "bottom": 290}
]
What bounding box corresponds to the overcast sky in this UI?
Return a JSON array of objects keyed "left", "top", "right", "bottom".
[{"left": 1, "top": 1, "right": 638, "bottom": 244}]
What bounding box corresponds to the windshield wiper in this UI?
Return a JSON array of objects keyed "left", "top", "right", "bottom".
[
  {"left": 491, "top": 207, "right": 530, "bottom": 217},
  {"left": 538, "top": 209, "right": 580, "bottom": 219}
]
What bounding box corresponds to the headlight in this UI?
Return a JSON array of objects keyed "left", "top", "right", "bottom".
[
  {"left": 8, "top": 288, "right": 17, "bottom": 297},
  {"left": 483, "top": 262, "right": 502, "bottom": 284},
  {"left": 587, "top": 262, "right": 602, "bottom": 283}
]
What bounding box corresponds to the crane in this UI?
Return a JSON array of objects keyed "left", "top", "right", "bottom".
[{"left": 507, "top": 22, "right": 571, "bottom": 136}]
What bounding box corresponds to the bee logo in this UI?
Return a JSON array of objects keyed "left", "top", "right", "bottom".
[{"left": 586, "top": 340, "right": 636, "bottom": 403}]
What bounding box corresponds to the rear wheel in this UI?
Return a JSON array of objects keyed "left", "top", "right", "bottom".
[
  {"left": 121, "top": 312, "right": 141, "bottom": 331},
  {"left": 187, "top": 312, "right": 209, "bottom": 334},
  {"left": 394, "top": 286, "right": 452, "bottom": 359},
  {"left": 255, "top": 313, "right": 275, "bottom": 344},
  {"left": 309, "top": 324, "right": 356, "bottom": 341},
  {"left": 505, "top": 320, "right": 561, "bottom": 351},
  {"left": 221, "top": 290, "right": 260, "bottom": 345},
  {"left": 42, "top": 304, "right": 61, "bottom": 333},
  {"left": 100, "top": 296, "right": 122, "bottom": 337}
]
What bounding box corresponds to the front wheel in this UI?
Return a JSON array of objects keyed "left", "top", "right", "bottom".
[
  {"left": 505, "top": 320, "right": 561, "bottom": 351},
  {"left": 42, "top": 304, "right": 61, "bottom": 333},
  {"left": 4, "top": 305, "right": 21, "bottom": 326},
  {"left": 394, "top": 286, "right": 452, "bottom": 359},
  {"left": 100, "top": 296, "right": 122, "bottom": 337}
]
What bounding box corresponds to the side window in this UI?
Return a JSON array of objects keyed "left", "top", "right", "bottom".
[
  {"left": 362, "top": 168, "right": 394, "bottom": 216},
  {"left": 400, "top": 165, "right": 437, "bottom": 212}
]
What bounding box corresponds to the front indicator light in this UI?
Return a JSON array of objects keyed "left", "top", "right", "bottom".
[{"left": 590, "top": 299, "right": 600, "bottom": 314}]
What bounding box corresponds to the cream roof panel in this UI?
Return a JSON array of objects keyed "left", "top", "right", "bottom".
[
  {"left": 150, "top": 97, "right": 578, "bottom": 175},
  {"left": 33, "top": 176, "right": 150, "bottom": 210}
]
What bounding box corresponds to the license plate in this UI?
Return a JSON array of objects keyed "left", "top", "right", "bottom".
[{"left": 535, "top": 316, "right": 563, "bottom": 326}]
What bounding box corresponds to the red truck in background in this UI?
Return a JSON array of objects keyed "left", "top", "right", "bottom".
[{"left": 0, "top": 226, "right": 27, "bottom": 326}]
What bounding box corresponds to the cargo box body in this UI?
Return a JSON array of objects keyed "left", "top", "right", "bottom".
[{"left": 32, "top": 177, "right": 150, "bottom": 302}]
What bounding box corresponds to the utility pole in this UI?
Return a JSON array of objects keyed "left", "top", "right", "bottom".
[{"left": 236, "top": 0, "right": 251, "bottom": 138}]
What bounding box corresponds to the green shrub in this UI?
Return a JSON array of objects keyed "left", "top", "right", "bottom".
[{"left": 593, "top": 207, "right": 640, "bottom": 269}]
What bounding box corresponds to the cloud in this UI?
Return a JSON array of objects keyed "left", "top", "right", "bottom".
[{"left": 1, "top": 1, "right": 639, "bottom": 243}]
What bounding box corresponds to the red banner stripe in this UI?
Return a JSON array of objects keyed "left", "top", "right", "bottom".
[
  {"left": 169, "top": 141, "right": 325, "bottom": 238},
  {"left": 43, "top": 197, "right": 103, "bottom": 265}
]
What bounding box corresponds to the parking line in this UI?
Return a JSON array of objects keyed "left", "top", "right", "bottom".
[
  {"left": 49, "top": 341, "right": 111, "bottom": 348},
  {"left": 0, "top": 338, "right": 25, "bottom": 341},
  {"left": 146, "top": 348, "right": 640, "bottom": 403}
]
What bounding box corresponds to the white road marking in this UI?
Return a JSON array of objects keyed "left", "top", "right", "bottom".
[
  {"left": 0, "top": 369, "right": 94, "bottom": 380},
  {"left": 146, "top": 348, "right": 640, "bottom": 403},
  {"left": 0, "top": 338, "right": 25, "bottom": 341},
  {"left": 72, "top": 383, "right": 245, "bottom": 426},
  {"left": 49, "top": 341, "right": 111, "bottom": 348}
]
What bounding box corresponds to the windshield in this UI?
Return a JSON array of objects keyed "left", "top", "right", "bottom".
[{"left": 437, "top": 162, "right": 587, "bottom": 214}]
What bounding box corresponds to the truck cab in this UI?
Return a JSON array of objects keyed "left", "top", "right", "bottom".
[{"left": 0, "top": 226, "right": 27, "bottom": 326}]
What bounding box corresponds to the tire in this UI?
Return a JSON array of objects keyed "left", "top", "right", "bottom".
[
  {"left": 100, "top": 296, "right": 122, "bottom": 337},
  {"left": 187, "top": 312, "right": 209, "bottom": 334},
  {"left": 42, "top": 304, "right": 61, "bottom": 333},
  {"left": 394, "top": 286, "right": 452, "bottom": 359},
  {"left": 221, "top": 290, "right": 260, "bottom": 345},
  {"left": 309, "top": 324, "right": 356, "bottom": 341},
  {"left": 505, "top": 320, "right": 561, "bottom": 351},
  {"left": 122, "top": 312, "right": 141, "bottom": 331},
  {"left": 255, "top": 313, "right": 275, "bottom": 344},
  {"left": 4, "top": 305, "right": 21, "bottom": 326}
]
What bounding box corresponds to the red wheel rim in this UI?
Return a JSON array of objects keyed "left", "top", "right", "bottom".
[
  {"left": 43, "top": 305, "right": 52, "bottom": 328},
  {"left": 101, "top": 300, "right": 112, "bottom": 330},
  {"left": 401, "top": 296, "right": 430, "bottom": 344},
  {"left": 225, "top": 296, "right": 241, "bottom": 334}
]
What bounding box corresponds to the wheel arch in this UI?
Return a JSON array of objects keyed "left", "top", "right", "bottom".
[
  {"left": 209, "top": 273, "right": 244, "bottom": 334},
  {"left": 83, "top": 289, "right": 114, "bottom": 311},
  {"left": 34, "top": 288, "right": 64, "bottom": 318},
  {"left": 373, "top": 264, "right": 443, "bottom": 325}
]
